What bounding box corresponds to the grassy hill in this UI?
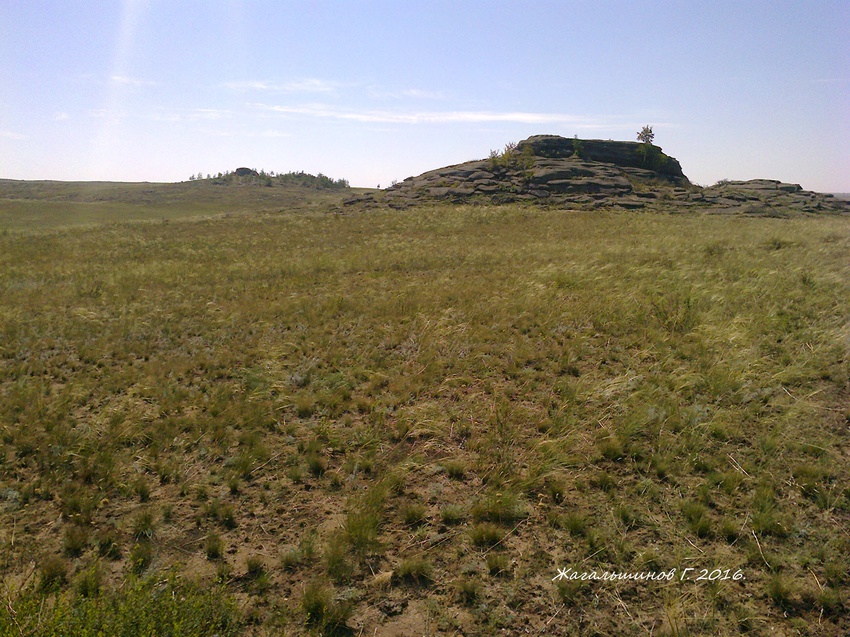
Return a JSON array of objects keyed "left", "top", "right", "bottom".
[
  {"left": 0, "top": 177, "right": 364, "bottom": 233},
  {"left": 0, "top": 186, "right": 848, "bottom": 635}
]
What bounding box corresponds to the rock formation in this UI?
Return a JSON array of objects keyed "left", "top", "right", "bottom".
[{"left": 345, "top": 135, "right": 847, "bottom": 214}]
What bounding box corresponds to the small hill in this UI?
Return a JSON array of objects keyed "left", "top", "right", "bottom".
[
  {"left": 350, "top": 135, "right": 848, "bottom": 214},
  {"left": 0, "top": 171, "right": 356, "bottom": 232}
]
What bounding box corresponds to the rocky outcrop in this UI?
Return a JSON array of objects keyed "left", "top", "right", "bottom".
[
  {"left": 691, "top": 179, "right": 847, "bottom": 214},
  {"left": 516, "top": 135, "right": 687, "bottom": 182},
  {"left": 344, "top": 135, "right": 848, "bottom": 214},
  {"left": 351, "top": 135, "right": 689, "bottom": 209}
]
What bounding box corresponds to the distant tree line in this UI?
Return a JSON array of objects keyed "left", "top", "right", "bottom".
[{"left": 188, "top": 169, "right": 349, "bottom": 189}]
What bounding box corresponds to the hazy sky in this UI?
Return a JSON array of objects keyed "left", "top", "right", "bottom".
[{"left": 1, "top": 1, "right": 848, "bottom": 191}]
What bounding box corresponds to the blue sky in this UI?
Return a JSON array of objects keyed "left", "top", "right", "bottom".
[{"left": 1, "top": 1, "right": 848, "bottom": 191}]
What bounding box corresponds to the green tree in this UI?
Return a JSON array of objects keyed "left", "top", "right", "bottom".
[{"left": 637, "top": 125, "right": 655, "bottom": 144}]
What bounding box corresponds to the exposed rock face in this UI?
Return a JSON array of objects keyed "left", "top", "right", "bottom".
[
  {"left": 694, "top": 179, "right": 847, "bottom": 213},
  {"left": 365, "top": 135, "right": 689, "bottom": 209},
  {"left": 344, "top": 135, "right": 848, "bottom": 214},
  {"left": 517, "top": 135, "right": 688, "bottom": 182}
]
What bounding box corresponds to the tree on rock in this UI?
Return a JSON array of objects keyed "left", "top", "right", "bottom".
[{"left": 637, "top": 125, "right": 655, "bottom": 145}]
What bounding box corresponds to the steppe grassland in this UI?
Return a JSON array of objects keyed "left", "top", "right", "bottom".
[{"left": 1, "top": 203, "right": 848, "bottom": 635}]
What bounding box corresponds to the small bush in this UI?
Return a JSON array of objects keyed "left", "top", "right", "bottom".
[
  {"left": 400, "top": 502, "right": 427, "bottom": 527},
  {"left": 301, "top": 580, "right": 352, "bottom": 631},
  {"left": 455, "top": 577, "right": 480, "bottom": 605},
  {"left": 306, "top": 450, "right": 327, "bottom": 476},
  {"left": 394, "top": 557, "right": 433, "bottom": 585},
  {"left": 767, "top": 574, "right": 795, "bottom": 609},
  {"left": 7, "top": 576, "right": 242, "bottom": 636},
  {"left": 134, "top": 477, "right": 151, "bottom": 502},
  {"left": 469, "top": 523, "right": 503, "bottom": 547},
  {"left": 281, "top": 546, "right": 304, "bottom": 571},
  {"left": 206, "top": 499, "right": 237, "bottom": 529},
  {"left": 74, "top": 563, "right": 103, "bottom": 598},
  {"left": 343, "top": 509, "right": 381, "bottom": 554},
  {"left": 563, "top": 512, "right": 587, "bottom": 537},
  {"left": 719, "top": 518, "right": 739, "bottom": 543},
  {"left": 615, "top": 504, "right": 641, "bottom": 530},
  {"left": 96, "top": 526, "right": 122, "bottom": 560},
  {"left": 63, "top": 524, "right": 89, "bottom": 557},
  {"left": 442, "top": 460, "right": 467, "bottom": 480},
  {"left": 38, "top": 555, "right": 68, "bottom": 592},
  {"left": 817, "top": 587, "right": 844, "bottom": 615},
  {"left": 681, "top": 500, "right": 712, "bottom": 538},
  {"left": 295, "top": 394, "right": 316, "bottom": 418},
  {"left": 132, "top": 510, "right": 156, "bottom": 540},
  {"left": 216, "top": 561, "right": 233, "bottom": 583},
  {"left": 599, "top": 437, "right": 624, "bottom": 461},
  {"left": 649, "top": 287, "right": 700, "bottom": 333},
  {"left": 286, "top": 465, "right": 305, "bottom": 484},
  {"left": 205, "top": 532, "right": 224, "bottom": 559},
  {"left": 129, "top": 541, "right": 153, "bottom": 573},
  {"left": 486, "top": 553, "right": 510, "bottom": 576},
  {"left": 751, "top": 507, "right": 788, "bottom": 538},
  {"left": 545, "top": 478, "right": 566, "bottom": 504},
  {"left": 556, "top": 579, "right": 587, "bottom": 605},
  {"left": 440, "top": 505, "right": 466, "bottom": 525},
  {"left": 245, "top": 555, "right": 266, "bottom": 579},
  {"left": 471, "top": 491, "right": 526, "bottom": 524},
  {"left": 590, "top": 471, "right": 617, "bottom": 492}
]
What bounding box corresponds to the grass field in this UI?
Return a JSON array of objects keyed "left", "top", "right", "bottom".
[
  {"left": 0, "top": 178, "right": 360, "bottom": 232},
  {"left": 0, "top": 191, "right": 848, "bottom": 635}
]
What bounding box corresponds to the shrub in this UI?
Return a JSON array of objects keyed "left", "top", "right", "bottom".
[
  {"left": 206, "top": 499, "right": 237, "bottom": 529},
  {"left": 245, "top": 555, "right": 266, "bottom": 579},
  {"left": 767, "top": 574, "right": 795, "bottom": 609},
  {"left": 394, "top": 557, "right": 433, "bottom": 585},
  {"left": 74, "top": 563, "right": 103, "bottom": 598},
  {"left": 440, "top": 505, "right": 466, "bottom": 525},
  {"left": 96, "top": 526, "right": 122, "bottom": 560},
  {"left": 301, "top": 580, "right": 352, "bottom": 631},
  {"left": 343, "top": 509, "right": 380, "bottom": 554},
  {"left": 441, "top": 459, "right": 467, "bottom": 480},
  {"left": 455, "top": 577, "right": 480, "bottom": 605},
  {"left": 469, "top": 523, "right": 503, "bottom": 547},
  {"left": 563, "top": 512, "right": 587, "bottom": 537},
  {"left": 132, "top": 510, "right": 156, "bottom": 540},
  {"left": 306, "top": 452, "right": 327, "bottom": 477},
  {"left": 205, "top": 532, "right": 224, "bottom": 560},
  {"left": 556, "top": 579, "right": 587, "bottom": 605},
  {"left": 8, "top": 575, "right": 243, "bottom": 636},
  {"left": 324, "top": 535, "right": 352, "bottom": 582},
  {"left": 38, "top": 555, "right": 68, "bottom": 592},
  {"left": 129, "top": 541, "right": 153, "bottom": 573},
  {"left": 400, "top": 502, "right": 428, "bottom": 527},
  {"left": 681, "top": 501, "right": 712, "bottom": 538},
  {"left": 134, "top": 477, "right": 151, "bottom": 502},
  {"left": 63, "top": 524, "right": 89, "bottom": 557},
  {"left": 486, "top": 553, "right": 510, "bottom": 576},
  {"left": 471, "top": 491, "right": 526, "bottom": 524}
]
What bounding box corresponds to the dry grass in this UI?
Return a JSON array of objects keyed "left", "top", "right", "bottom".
[{"left": 0, "top": 194, "right": 848, "bottom": 635}]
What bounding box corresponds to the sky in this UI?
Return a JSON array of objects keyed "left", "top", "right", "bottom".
[{"left": 1, "top": 1, "right": 848, "bottom": 191}]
